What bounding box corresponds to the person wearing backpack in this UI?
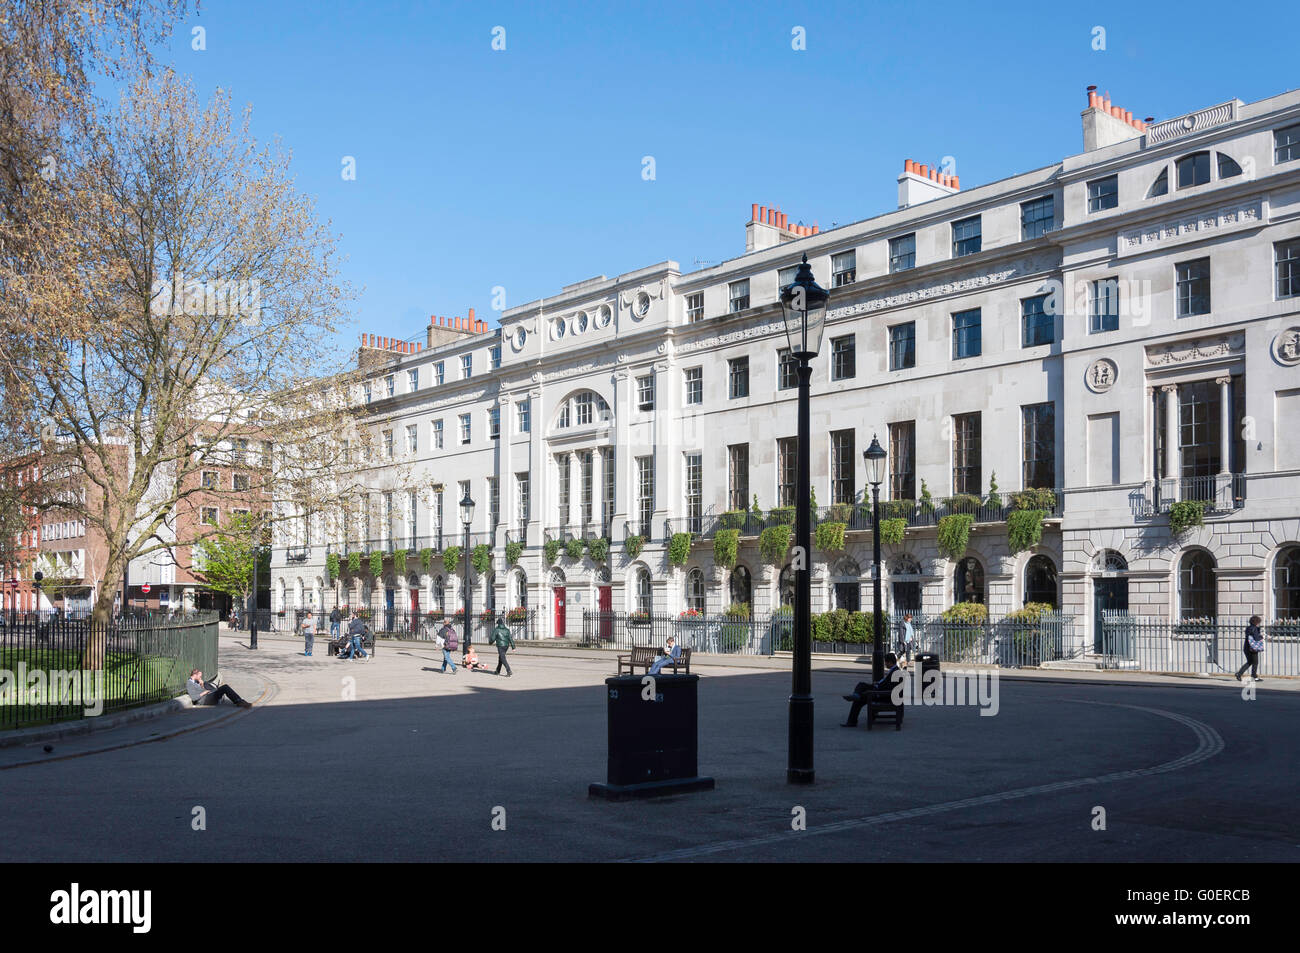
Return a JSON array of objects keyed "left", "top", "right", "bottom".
[
  {"left": 437, "top": 621, "right": 458, "bottom": 675},
  {"left": 489, "top": 616, "right": 514, "bottom": 677}
]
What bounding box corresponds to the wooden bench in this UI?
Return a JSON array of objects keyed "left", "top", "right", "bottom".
[
  {"left": 617, "top": 646, "right": 692, "bottom": 675},
  {"left": 865, "top": 689, "right": 903, "bottom": 731}
]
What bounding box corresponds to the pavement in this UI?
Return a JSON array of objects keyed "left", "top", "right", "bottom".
[{"left": 0, "top": 633, "right": 1295, "bottom": 862}]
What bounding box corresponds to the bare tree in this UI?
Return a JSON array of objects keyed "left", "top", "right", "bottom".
[{"left": 8, "top": 69, "right": 377, "bottom": 667}]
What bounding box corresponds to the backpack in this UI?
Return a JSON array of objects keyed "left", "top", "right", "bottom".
[{"left": 445, "top": 629, "right": 458, "bottom": 652}]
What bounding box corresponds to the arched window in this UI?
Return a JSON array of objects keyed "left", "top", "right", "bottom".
[
  {"left": 636, "top": 568, "right": 652, "bottom": 614},
  {"left": 1178, "top": 550, "right": 1217, "bottom": 619},
  {"left": 514, "top": 570, "right": 528, "bottom": 609},
  {"left": 1273, "top": 547, "right": 1300, "bottom": 619},
  {"left": 779, "top": 565, "right": 795, "bottom": 607},
  {"left": 554, "top": 390, "right": 612, "bottom": 430},
  {"left": 433, "top": 576, "right": 445, "bottom": 612},
  {"left": 1148, "top": 167, "right": 1169, "bottom": 198},
  {"left": 484, "top": 572, "right": 496, "bottom": 613},
  {"left": 1024, "top": 555, "right": 1058, "bottom": 608},
  {"left": 686, "top": 568, "right": 705, "bottom": 612},
  {"left": 1176, "top": 151, "right": 1211, "bottom": 189},
  {"left": 954, "top": 557, "right": 985, "bottom": 605},
  {"left": 1216, "top": 152, "right": 1242, "bottom": 179},
  {"left": 730, "top": 566, "right": 752, "bottom": 610},
  {"left": 1093, "top": 549, "right": 1128, "bottom": 574}
]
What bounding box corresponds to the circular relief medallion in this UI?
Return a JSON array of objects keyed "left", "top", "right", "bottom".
[
  {"left": 512, "top": 326, "right": 528, "bottom": 350},
  {"left": 575, "top": 311, "right": 589, "bottom": 333},
  {"left": 595, "top": 305, "right": 612, "bottom": 329},
  {"left": 1274, "top": 327, "right": 1300, "bottom": 365},
  {"left": 634, "top": 291, "right": 651, "bottom": 319},
  {"left": 1086, "top": 357, "right": 1118, "bottom": 393},
  {"left": 551, "top": 316, "right": 566, "bottom": 341}
]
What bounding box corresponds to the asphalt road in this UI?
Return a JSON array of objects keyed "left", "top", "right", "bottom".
[{"left": 0, "top": 637, "right": 1294, "bottom": 863}]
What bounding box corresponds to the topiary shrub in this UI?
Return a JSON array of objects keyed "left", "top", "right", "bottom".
[
  {"left": 827, "top": 503, "right": 854, "bottom": 524},
  {"left": 368, "top": 551, "right": 383, "bottom": 577},
  {"left": 1007, "top": 509, "right": 1045, "bottom": 554},
  {"left": 543, "top": 538, "right": 561, "bottom": 565},
  {"left": 751, "top": 495, "right": 763, "bottom": 524},
  {"left": 937, "top": 514, "right": 974, "bottom": 560},
  {"left": 471, "top": 544, "right": 492, "bottom": 575},
  {"left": 724, "top": 602, "right": 750, "bottom": 619},
  {"left": 759, "top": 524, "right": 793, "bottom": 565},
  {"left": 394, "top": 549, "right": 408, "bottom": 574},
  {"left": 919, "top": 480, "right": 935, "bottom": 517},
  {"left": 667, "top": 532, "right": 692, "bottom": 567},
  {"left": 347, "top": 551, "right": 361, "bottom": 575},
  {"left": 587, "top": 537, "right": 609, "bottom": 563},
  {"left": 940, "top": 601, "right": 988, "bottom": 623},
  {"left": 713, "top": 529, "right": 739, "bottom": 568},
  {"left": 720, "top": 510, "right": 747, "bottom": 530},
  {"left": 985, "top": 470, "right": 1001, "bottom": 509},
  {"left": 326, "top": 552, "right": 340, "bottom": 583},
  {"left": 943, "top": 494, "right": 982, "bottom": 513},
  {"left": 505, "top": 541, "right": 523, "bottom": 566},
  {"left": 442, "top": 546, "right": 462, "bottom": 575},
  {"left": 879, "top": 518, "right": 906, "bottom": 545},
  {"left": 815, "top": 521, "right": 846, "bottom": 552},
  {"left": 1169, "top": 499, "right": 1206, "bottom": 537},
  {"left": 565, "top": 538, "right": 584, "bottom": 561},
  {"left": 624, "top": 535, "right": 644, "bottom": 560},
  {"left": 420, "top": 547, "right": 435, "bottom": 572}
]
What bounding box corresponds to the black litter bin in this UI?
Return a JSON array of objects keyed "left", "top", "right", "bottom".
[
  {"left": 589, "top": 674, "right": 715, "bottom": 800},
  {"left": 916, "top": 651, "right": 940, "bottom": 679}
]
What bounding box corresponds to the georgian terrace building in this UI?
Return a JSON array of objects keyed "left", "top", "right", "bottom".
[{"left": 274, "top": 85, "right": 1300, "bottom": 647}]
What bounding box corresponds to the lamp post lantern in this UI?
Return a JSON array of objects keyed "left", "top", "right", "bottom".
[
  {"left": 778, "top": 252, "right": 830, "bottom": 785},
  {"left": 863, "top": 435, "right": 888, "bottom": 683},
  {"left": 460, "top": 488, "right": 475, "bottom": 653}
]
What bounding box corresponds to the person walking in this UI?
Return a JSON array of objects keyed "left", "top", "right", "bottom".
[
  {"left": 329, "top": 606, "right": 341, "bottom": 642},
  {"left": 489, "top": 615, "right": 514, "bottom": 677},
  {"left": 437, "top": 620, "right": 459, "bottom": 675},
  {"left": 1235, "top": 615, "right": 1264, "bottom": 681},
  {"left": 898, "top": 613, "right": 916, "bottom": 668},
  {"left": 300, "top": 610, "right": 316, "bottom": 656}
]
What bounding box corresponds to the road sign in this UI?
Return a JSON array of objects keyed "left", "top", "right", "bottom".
[{"left": 141, "top": 583, "right": 151, "bottom": 594}]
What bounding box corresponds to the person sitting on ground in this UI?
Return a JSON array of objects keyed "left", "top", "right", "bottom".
[
  {"left": 647, "top": 634, "right": 682, "bottom": 676},
  {"left": 842, "top": 652, "right": 901, "bottom": 727},
  {"left": 187, "top": 669, "right": 252, "bottom": 708},
  {"left": 462, "top": 645, "right": 488, "bottom": 671}
]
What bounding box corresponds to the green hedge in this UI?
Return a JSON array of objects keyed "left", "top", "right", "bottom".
[
  {"left": 442, "top": 546, "right": 462, "bottom": 575},
  {"left": 471, "top": 544, "right": 493, "bottom": 575},
  {"left": 1011, "top": 487, "right": 1057, "bottom": 511},
  {"left": 713, "top": 529, "right": 739, "bottom": 568},
  {"left": 326, "top": 552, "right": 340, "bottom": 582},
  {"left": 720, "top": 510, "right": 747, "bottom": 530},
  {"left": 347, "top": 551, "right": 361, "bottom": 574},
  {"left": 505, "top": 541, "right": 523, "bottom": 566},
  {"left": 667, "top": 532, "right": 692, "bottom": 566},
  {"left": 879, "top": 518, "right": 906, "bottom": 545},
  {"left": 624, "top": 535, "right": 644, "bottom": 560},
  {"left": 543, "top": 539, "right": 561, "bottom": 565},
  {"left": 1007, "top": 509, "right": 1045, "bottom": 554},
  {"left": 759, "top": 524, "right": 793, "bottom": 564},
  {"left": 368, "top": 551, "right": 383, "bottom": 577},
  {"left": 565, "top": 538, "right": 584, "bottom": 561},
  {"left": 937, "top": 513, "right": 974, "bottom": 560},
  {"left": 814, "top": 521, "right": 846, "bottom": 552},
  {"left": 587, "top": 537, "right": 609, "bottom": 563}
]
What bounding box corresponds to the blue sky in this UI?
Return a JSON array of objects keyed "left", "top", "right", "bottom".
[{"left": 160, "top": 0, "right": 1300, "bottom": 348}]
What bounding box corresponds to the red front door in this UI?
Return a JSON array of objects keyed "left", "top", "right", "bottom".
[
  {"left": 409, "top": 587, "right": 420, "bottom": 632},
  {"left": 553, "top": 587, "right": 566, "bottom": 638},
  {"left": 598, "top": 585, "right": 612, "bottom": 642}
]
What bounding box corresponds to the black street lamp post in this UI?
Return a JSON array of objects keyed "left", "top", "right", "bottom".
[
  {"left": 864, "top": 436, "right": 888, "bottom": 683},
  {"left": 778, "top": 253, "right": 830, "bottom": 785},
  {"left": 460, "top": 488, "right": 475, "bottom": 653}
]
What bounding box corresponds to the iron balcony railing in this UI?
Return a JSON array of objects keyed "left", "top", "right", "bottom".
[
  {"left": 1150, "top": 474, "right": 1247, "bottom": 516},
  {"left": 325, "top": 532, "right": 495, "bottom": 559},
  {"left": 662, "top": 489, "right": 1065, "bottom": 541}
]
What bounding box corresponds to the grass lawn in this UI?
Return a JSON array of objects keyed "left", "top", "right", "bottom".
[{"left": 0, "top": 649, "right": 186, "bottom": 729}]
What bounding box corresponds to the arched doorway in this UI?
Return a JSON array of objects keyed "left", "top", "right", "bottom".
[
  {"left": 889, "top": 555, "right": 922, "bottom": 615},
  {"left": 596, "top": 567, "right": 612, "bottom": 641},
  {"left": 953, "top": 557, "right": 985, "bottom": 605},
  {"left": 407, "top": 573, "right": 421, "bottom": 632},
  {"left": 1023, "top": 555, "right": 1058, "bottom": 608},
  {"left": 1092, "top": 550, "right": 1129, "bottom": 653},
  {"left": 830, "top": 557, "right": 861, "bottom": 611}
]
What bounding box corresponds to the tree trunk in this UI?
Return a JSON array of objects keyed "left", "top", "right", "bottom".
[{"left": 84, "top": 554, "right": 125, "bottom": 670}]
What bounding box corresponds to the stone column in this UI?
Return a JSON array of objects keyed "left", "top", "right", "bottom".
[
  {"left": 1216, "top": 376, "right": 1233, "bottom": 509},
  {"left": 1161, "top": 384, "right": 1179, "bottom": 508}
]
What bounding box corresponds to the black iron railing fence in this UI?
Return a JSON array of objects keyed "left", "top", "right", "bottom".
[
  {"left": 0, "top": 612, "right": 219, "bottom": 729},
  {"left": 1099, "top": 613, "right": 1298, "bottom": 675},
  {"left": 580, "top": 610, "right": 776, "bottom": 655},
  {"left": 239, "top": 608, "right": 538, "bottom": 643}
]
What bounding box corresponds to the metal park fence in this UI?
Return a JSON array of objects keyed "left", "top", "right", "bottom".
[
  {"left": 0, "top": 611, "right": 219, "bottom": 730},
  {"left": 238, "top": 607, "right": 538, "bottom": 644},
  {"left": 1098, "top": 613, "right": 1300, "bottom": 676},
  {"left": 581, "top": 611, "right": 777, "bottom": 655}
]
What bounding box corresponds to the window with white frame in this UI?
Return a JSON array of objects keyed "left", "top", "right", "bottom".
[
  {"left": 684, "top": 366, "right": 702, "bottom": 405},
  {"left": 490, "top": 345, "right": 501, "bottom": 369},
  {"left": 728, "top": 279, "right": 750, "bottom": 312},
  {"left": 517, "top": 398, "right": 531, "bottom": 433},
  {"left": 686, "top": 293, "right": 704, "bottom": 322},
  {"left": 459, "top": 413, "right": 470, "bottom": 445},
  {"left": 406, "top": 424, "right": 417, "bottom": 455},
  {"left": 408, "top": 368, "right": 418, "bottom": 392},
  {"left": 636, "top": 455, "right": 654, "bottom": 535},
  {"left": 432, "top": 419, "right": 444, "bottom": 449},
  {"left": 460, "top": 354, "right": 472, "bottom": 379},
  {"left": 382, "top": 430, "right": 394, "bottom": 459},
  {"left": 489, "top": 407, "right": 500, "bottom": 439},
  {"left": 831, "top": 250, "right": 856, "bottom": 287},
  {"left": 434, "top": 361, "right": 444, "bottom": 385},
  {"left": 637, "top": 375, "right": 654, "bottom": 411}
]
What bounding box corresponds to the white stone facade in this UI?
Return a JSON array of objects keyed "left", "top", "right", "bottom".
[{"left": 274, "top": 86, "right": 1300, "bottom": 647}]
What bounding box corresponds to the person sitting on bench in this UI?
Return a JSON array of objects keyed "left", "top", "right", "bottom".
[
  {"left": 187, "top": 669, "right": 252, "bottom": 708},
  {"left": 841, "top": 653, "right": 901, "bottom": 727},
  {"left": 647, "top": 635, "right": 681, "bottom": 676}
]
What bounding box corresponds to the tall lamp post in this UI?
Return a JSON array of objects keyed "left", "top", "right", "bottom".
[
  {"left": 248, "top": 516, "right": 267, "bottom": 650},
  {"left": 778, "top": 253, "right": 830, "bottom": 785},
  {"left": 863, "top": 436, "right": 888, "bottom": 683},
  {"left": 460, "top": 488, "right": 475, "bottom": 653}
]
